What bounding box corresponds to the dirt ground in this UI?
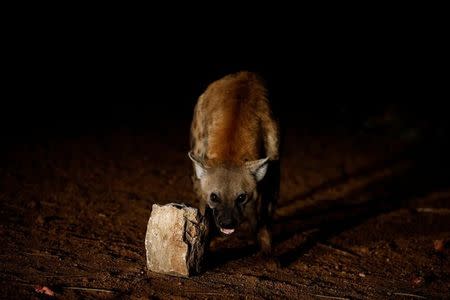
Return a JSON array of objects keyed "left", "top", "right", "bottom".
[{"left": 1, "top": 110, "right": 450, "bottom": 299}]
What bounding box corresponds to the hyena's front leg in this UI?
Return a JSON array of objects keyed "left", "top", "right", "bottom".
[
  {"left": 252, "top": 212, "right": 280, "bottom": 269},
  {"left": 247, "top": 209, "right": 272, "bottom": 255},
  {"left": 257, "top": 225, "right": 273, "bottom": 255},
  {"left": 258, "top": 159, "right": 279, "bottom": 256}
]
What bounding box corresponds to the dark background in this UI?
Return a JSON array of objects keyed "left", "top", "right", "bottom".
[{"left": 2, "top": 26, "right": 447, "bottom": 142}]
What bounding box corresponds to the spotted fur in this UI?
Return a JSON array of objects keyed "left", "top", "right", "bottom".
[{"left": 189, "top": 71, "right": 280, "bottom": 255}]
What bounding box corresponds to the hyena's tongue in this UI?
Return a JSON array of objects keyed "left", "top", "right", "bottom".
[{"left": 220, "top": 228, "right": 235, "bottom": 235}]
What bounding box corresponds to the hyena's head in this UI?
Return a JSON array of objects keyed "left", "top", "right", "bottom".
[{"left": 188, "top": 151, "right": 269, "bottom": 235}]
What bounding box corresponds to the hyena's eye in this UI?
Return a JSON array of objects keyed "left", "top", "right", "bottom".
[
  {"left": 236, "top": 193, "right": 247, "bottom": 204},
  {"left": 210, "top": 193, "right": 220, "bottom": 203}
]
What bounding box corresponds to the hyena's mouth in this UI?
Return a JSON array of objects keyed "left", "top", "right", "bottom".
[{"left": 220, "top": 228, "right": 235, "bottom": 235}]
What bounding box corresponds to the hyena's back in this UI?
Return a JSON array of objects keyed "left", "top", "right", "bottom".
[{"left": 190, "top": 71, "right": 279, "bottom": 167}]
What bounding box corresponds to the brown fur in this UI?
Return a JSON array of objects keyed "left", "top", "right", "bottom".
[
  {"left": 190, "top": 71, "right": 279, "bottom": 167},
  {"left": 189, "top": 71, "right": 280, "bottom": 256}
]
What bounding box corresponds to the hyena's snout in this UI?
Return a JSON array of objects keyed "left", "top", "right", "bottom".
[{"left": 213, "top": 209, "right": 239, "bottom": 235}]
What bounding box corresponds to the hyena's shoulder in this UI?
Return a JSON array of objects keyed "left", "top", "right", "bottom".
[{"left": 190, "top": 71, "right": 279, "bottom": 165}]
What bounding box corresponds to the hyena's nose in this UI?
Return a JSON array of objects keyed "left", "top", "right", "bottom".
[{"left": 218, "top": 219, "right": 236, "bottom": 229}]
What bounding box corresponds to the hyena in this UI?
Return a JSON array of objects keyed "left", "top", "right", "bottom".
[{"left": 188, "top": 71, "right": 280, "bottom": 255}]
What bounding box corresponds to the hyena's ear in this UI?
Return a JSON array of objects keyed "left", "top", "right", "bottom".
[
  {"left": 188, "top": 151, "right": 208, "bottom": 179},
  {"left": 245, "top": 157, "right": 269, "bottom": 182}
]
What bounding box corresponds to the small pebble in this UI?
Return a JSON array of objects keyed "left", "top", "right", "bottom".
[
  {"left": 28, "top": 200, "right": 38, "bottom": 209},
  {"left": 36, "top": 215, "right": 45, "bottom": 225},
  {"left": 357, "top": 247, "right": 370, "bottom": 255},
  {"left": 433, "top": 240, "right": 445, "bottom": 252},
  {"left": 412, "top": 275, "right": 424, "bottom": 286}
]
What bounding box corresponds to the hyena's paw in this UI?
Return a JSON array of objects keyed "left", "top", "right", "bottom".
[{"left": 256, "top": 246, "right": 280, "bottom": 270}]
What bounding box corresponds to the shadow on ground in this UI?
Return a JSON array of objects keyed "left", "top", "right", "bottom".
[{"left": 206, "top": 133, "right": 450, "bottom": 270}]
